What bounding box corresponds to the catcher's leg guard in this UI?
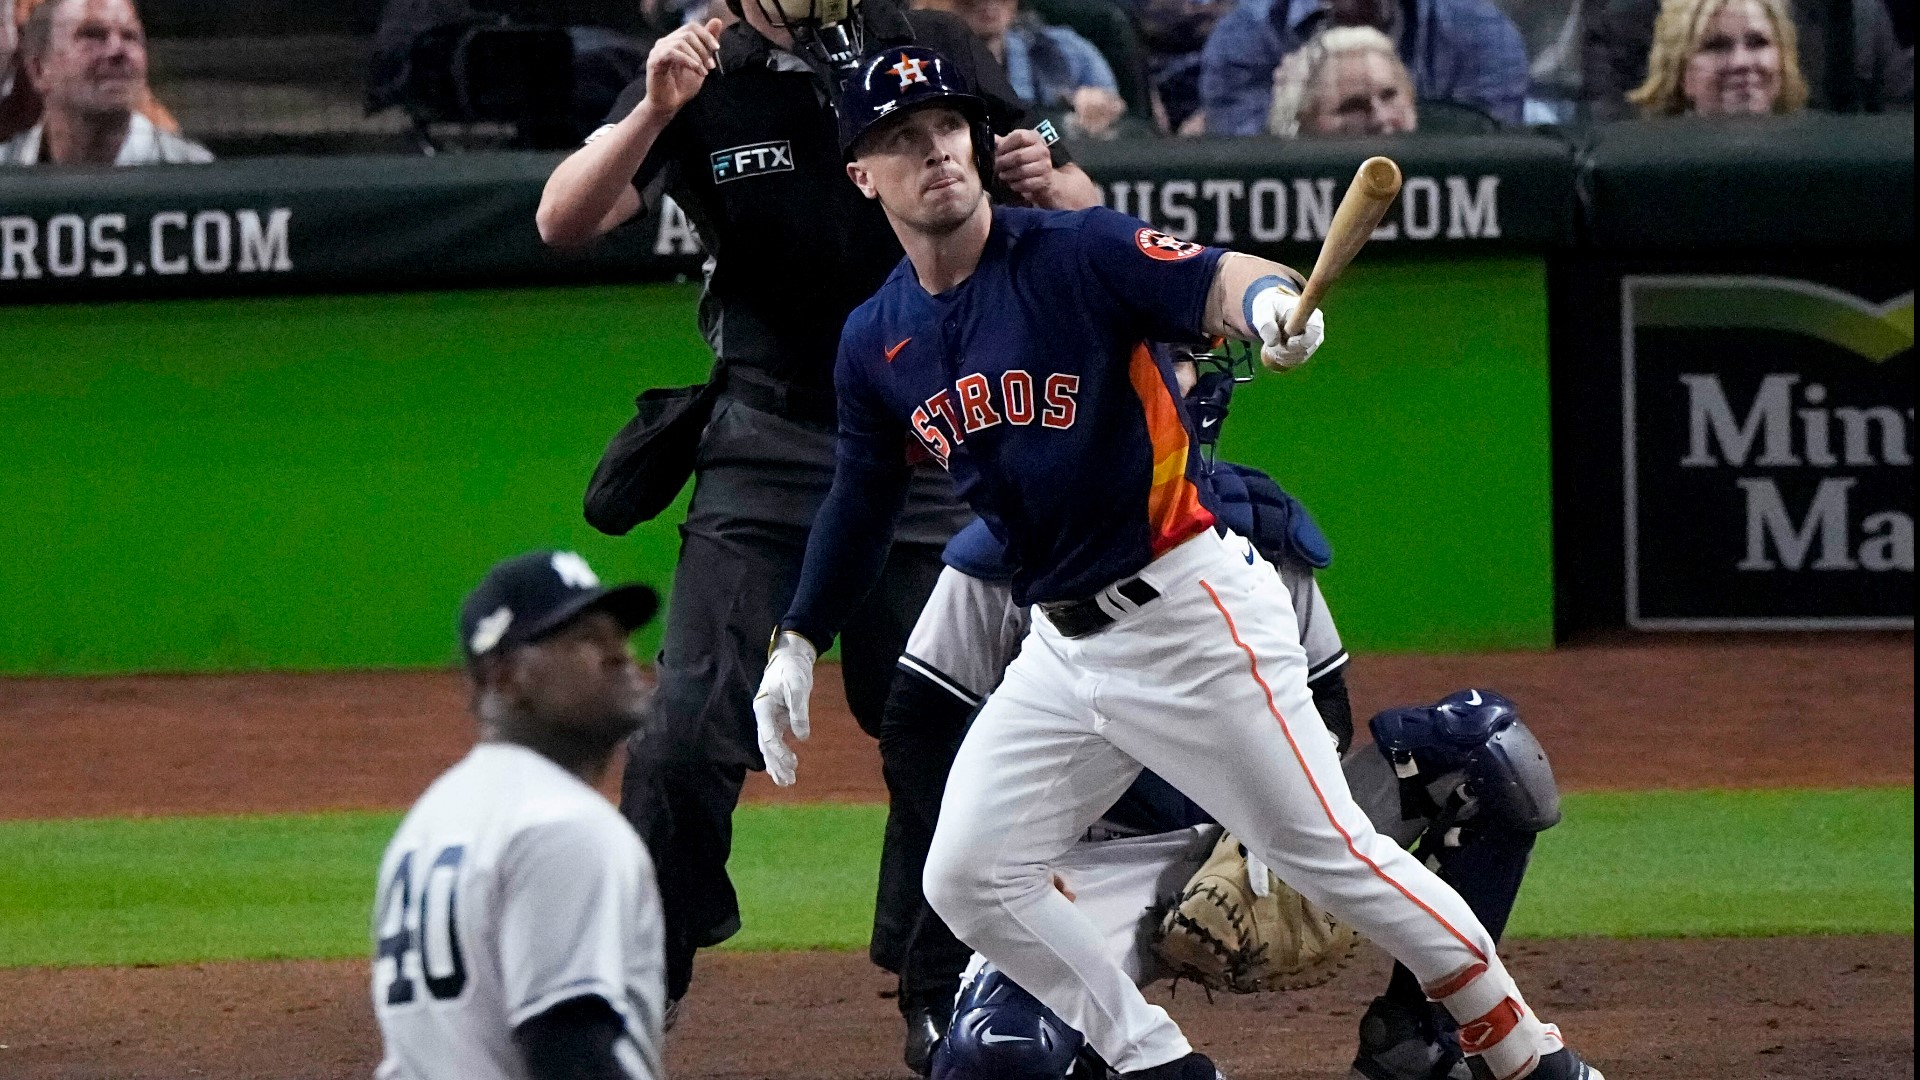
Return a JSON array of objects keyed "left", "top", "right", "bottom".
[{"left": 1349, "top": 994, "right": 1468, "bottom": 1080}]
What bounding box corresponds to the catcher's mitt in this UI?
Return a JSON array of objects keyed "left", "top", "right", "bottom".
[{"left": 1153, "top": 831, "right": 1360, "bottom": 993}]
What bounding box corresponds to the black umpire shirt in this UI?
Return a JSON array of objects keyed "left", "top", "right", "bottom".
[{"left": 601, "top": 0, "right": 1066, "bottom": 413}]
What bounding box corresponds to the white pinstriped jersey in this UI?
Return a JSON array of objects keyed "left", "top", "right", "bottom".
[{"left": 372, "top": 743, "right": 664, "bottom": 1080}]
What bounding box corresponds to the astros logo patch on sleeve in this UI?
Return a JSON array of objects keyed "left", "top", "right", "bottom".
[{"left": 1135, "top": 229, "right": 1205, "bottom": 261}]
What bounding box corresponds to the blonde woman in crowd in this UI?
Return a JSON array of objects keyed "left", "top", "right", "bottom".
[
  {"left": 1627, "top": 0, "right": 1806, "bottom": 116},
  {"left": 1268, "top": 25, "right": 1416, "bottom": 137}
]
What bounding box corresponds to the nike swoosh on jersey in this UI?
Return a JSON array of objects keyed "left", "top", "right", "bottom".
[
  {"left": 885, "top": 338, "right": 912, "bottom": 362},
  {"left": 980, "top": 1029, "right": 1033, "bottom": 1044}
]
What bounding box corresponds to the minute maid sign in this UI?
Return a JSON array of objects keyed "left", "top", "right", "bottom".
[{"left": 1624, "top": 276, "right": 1914, "bottom": 629}]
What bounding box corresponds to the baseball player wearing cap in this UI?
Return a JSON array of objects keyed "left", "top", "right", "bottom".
[
  {"left": 372, "top": 551, "right": 666, "bottom": 1080},
  {"left": 887, "top": 355, "right": 1562, "bottom": 1080},
  {"left": 876, "top": 351, "right": 1351, "bottom": 1075},
  {"left": 753, "top": 47, "right": 1602, "bottom": 1080},
  {"left": 539, "top": 0, "right": 1098, "bottom": 1045}
]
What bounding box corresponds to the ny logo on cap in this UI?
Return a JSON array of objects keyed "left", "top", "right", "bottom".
[
  {"left": 470, "top": 606, "right": 513, "bottom": 655},
  {"left": 551, "top": 551, "right": 600, "bottom": 589},
  {"left": 888, "top": 53, "right": 929, "bottom": 89}
]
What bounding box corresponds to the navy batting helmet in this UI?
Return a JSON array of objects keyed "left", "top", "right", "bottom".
[
  {"left": 836, "top": 45, "right": 989, "bottom": 161},
  {"left": 931, "top": 965, "right": 1085, "bottom": 1080}
]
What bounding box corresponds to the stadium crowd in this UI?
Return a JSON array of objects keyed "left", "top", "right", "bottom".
[
  {"left": 0, "top": 0, "right": 1908, "bottom": 162},
  {"left": 0, "top": 0, "right": 208, "bottom": 164}
]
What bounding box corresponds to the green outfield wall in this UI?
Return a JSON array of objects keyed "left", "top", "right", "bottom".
[{"left": 0, "top": 258, "right": 1550, "bottom": 674}]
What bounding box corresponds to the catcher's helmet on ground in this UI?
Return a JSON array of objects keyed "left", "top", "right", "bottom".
[
  {"left": 931, "top": 964, "right": 1084, "bottom": 1080},
  {"left": 836, "top": 46, "right": 989, "bottom": 161}
]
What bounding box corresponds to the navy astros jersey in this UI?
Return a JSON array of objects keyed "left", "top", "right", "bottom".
[{"left": 784, "top": 205, "right": 1232, "bottom": 643}]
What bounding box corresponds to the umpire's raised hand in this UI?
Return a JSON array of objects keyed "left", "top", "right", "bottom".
[
  {"left": 536, "top": 17, "right": 724, "bottom": 247},
  {"left": 645, "top": 17, "right": 724, "bottom": 114}
]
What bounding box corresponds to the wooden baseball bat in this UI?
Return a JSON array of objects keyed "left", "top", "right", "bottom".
[{"left": 1282, "top": 156, "right": 1403, "bottom": 338}]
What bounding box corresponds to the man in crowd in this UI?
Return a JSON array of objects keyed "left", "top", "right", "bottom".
[
  {"left": 946, "top": 0, "right": 1132, "bottom": 138},
  {"left": 1124, "top": 0, "right": 1232, "bottom": 132},
  {"left": 0, "top": 0, "right": 208, "bottom": 165},
  {"left": 1198, "top": 0, "right": 1527, "bottom": 133}
]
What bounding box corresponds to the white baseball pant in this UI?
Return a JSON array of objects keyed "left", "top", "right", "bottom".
[{"left": 922, "top": 528, "right": 1561, "bottom": 1078}]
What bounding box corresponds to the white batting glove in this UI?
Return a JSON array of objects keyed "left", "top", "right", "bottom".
[
  {"left": 753, "top": 630, "right": 816, "bottom": 787},
  {"left": 1248, "top": 285, "right": 1326, "bottom": 372}
]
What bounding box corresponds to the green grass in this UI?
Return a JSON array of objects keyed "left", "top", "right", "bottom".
[
  {"left": 0, "top": 789, "right": 1909, "bottom": 968},
  {"left": 1510, "top": 787, "right": 1915, "bottom": 938}
]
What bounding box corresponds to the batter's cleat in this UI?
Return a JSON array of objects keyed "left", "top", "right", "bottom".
[
  {"left": 1498, "top": 1047, "right": 1604, "bottom": 1080},
  {"left": 902, "top": 996, "right": 951, "bottom": 1077},
  {"left": 1123, "top": 1051, "right": 1228, "bottom": 1080},
  {"left": 1349, "top": 996, "right": 1469, "bottom": 1080}
]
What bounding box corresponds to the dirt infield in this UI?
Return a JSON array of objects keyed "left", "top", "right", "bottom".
[
  {"left": 0, "top": 635, "right": 1911, "bottom": 1078},
  {"left": 0, "top": 937, "right": 1910, "bottom": 1079},
  {"left": 3, "top": 634, "right": 1911, "bottom": 818}
]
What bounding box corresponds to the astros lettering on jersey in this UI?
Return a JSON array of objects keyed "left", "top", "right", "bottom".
[{"left": 830, "top": 205, "right": 1226, "bottom": 608}]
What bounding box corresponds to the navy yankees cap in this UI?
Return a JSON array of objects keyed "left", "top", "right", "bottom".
[{"left": 458, "top": 551, "right": 658, "bottom": 667}]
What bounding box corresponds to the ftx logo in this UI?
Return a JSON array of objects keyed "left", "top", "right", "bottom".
[{"left": 711, "top": 141, "right": 795, "bottom": 184}]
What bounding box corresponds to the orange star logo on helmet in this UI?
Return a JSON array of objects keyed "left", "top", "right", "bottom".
[{"left": 888, "top": 53, "right": 930, "bottom": 89}]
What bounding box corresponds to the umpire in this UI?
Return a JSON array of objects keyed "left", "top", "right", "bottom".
[{"left": 537, "top": 0, "right": 1099, "bottom": 1070}]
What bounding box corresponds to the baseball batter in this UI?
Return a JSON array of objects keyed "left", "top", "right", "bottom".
[
  {"left": 872, "top": 357, "right": 1351, "bottom": 1075},
  {"left": 754, "top": 46, "right": 1602, "bottom": 1080},
  {"left": 372, "top": 551, "right": 666, "bottom": 1080},
  {"left": 897, "top": 354, "right": 1564, "bottom": 1080}
]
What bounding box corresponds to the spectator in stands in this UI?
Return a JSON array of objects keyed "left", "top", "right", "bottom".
[
  {"left": 1, "top": 0, "right": 181, "bottom": 143},
  {"left": 1626, "top": 0, "right": 1804, "bottom": 115},
  {"left": 367, "top": 0, "right": 650, "bottom": 145},
  {"left": 1583, "top": 0, "right": 1911, "bottom": 117},
  {"left": 1269, "top": 24, "right": 1418, "bottom": 132},
  {"left": 0, "top": 0, "right": 208, "bottom": 164},
  {"left": 1491, "top": 0, "right": 1586, "bottom": 122},
  {"left": 1199, "top": 0, "right": 1529, "bottom": 134},
  {"left": 1127, "top": 0, "right": 1232, "bottom": 132},
  {"left": 947, "top": 0, "right": 1132, "bottom": 137}
]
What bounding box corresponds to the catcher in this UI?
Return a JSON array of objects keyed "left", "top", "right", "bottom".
[
  {"left": 891, "top": 350, "right": 1566, "bottom": 1080},
  {"left": 931, "top": 686, "right": 1563, "bottom": 1080}
]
